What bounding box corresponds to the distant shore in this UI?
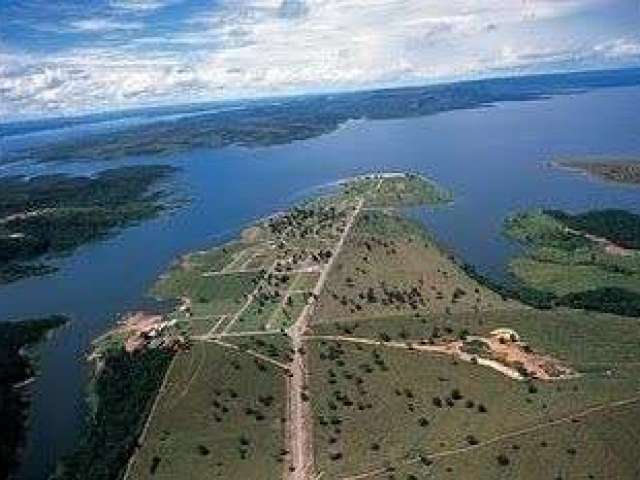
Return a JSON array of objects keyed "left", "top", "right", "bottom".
[{"left": 551, "top": 156, "right": 640, "bottom": 186}]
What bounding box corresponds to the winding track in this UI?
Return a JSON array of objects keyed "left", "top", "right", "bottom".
[{"left": 339, "top": 394, "right": 640, "bottom": 480}]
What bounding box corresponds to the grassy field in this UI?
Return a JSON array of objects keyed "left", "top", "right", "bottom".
[
  {"left": 510, "top": 257, "right": 640, "bottom": 296},
  {"left": 384, "top": 399, "right": 640, "bottom": 480},
  {"left": 314, "top": 210, "right": 517, "bottom": 324},
  {"left": 312, "top": 309, "right": 640, "bottom": 375},
  {"left": 180, "top": 241, "right": 256, "bottom": 273},
  {"left": 155, "top": 270, "right": 260, "bottom": 316},
  {"left": 337, "top": 173, "right": 451, "bottom": 208},
  {"left": 308, "top": 308, "right": 640, "bottom": 478},
  {"left": 126, "top": 342, "right": 287, "bottom": 480},
  {"left": 221, "top": 333, "right": 294, "bottom": 365}
]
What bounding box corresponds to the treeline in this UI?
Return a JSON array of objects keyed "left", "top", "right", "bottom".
[
  {"left": 54, "top": 348, "right": 173, "bottom": 480},
  {"left": 459, "top": 263, "right": 556, "bottom": 309},
  {"left": 546, "top": 209, "right": 640, "bottom": 249},
  {"left": 558, "top": 287, "right": 640, "bottom": 318},
  {"left": 0, "top": 315, "right": 68, "bottom": 479},
  {"left": 0, "top": 165, "right": 177, "bottom": 283},
  {"left": 460, "top": 263, "right": 640, "bottom": 318}
]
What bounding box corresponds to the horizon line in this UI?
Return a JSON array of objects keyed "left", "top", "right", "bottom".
[{"left": 3, "top": 64, "right": 640, "bottom": 127}]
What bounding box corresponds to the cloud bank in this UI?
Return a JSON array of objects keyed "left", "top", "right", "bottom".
[{"left": 1, "top": 0, "right": 639, "bottom": 120}]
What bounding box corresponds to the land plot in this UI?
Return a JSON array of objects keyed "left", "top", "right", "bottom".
[
  {"left": 126, "top": 341, "right": 286, "bottom": 480},
  {"left": 154, "top": 271, "right": 261, "bottom": 316},
  {"left": 307, "top": 331, "right": 640, "bottom": 479},
  {"left": 313, "top": 210, "right": 515, "bottom": 324}
]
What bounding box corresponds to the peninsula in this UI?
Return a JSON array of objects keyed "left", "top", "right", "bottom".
[{"left": 59, "top": 173, "right": 640, "bottom": 480}]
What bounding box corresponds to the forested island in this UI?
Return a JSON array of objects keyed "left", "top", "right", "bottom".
[
  {"left": 0, "top": 315, "right": 68, "bottom": 479},
  {"left": 0, "top": 165, "right": 178, "bottom": 283}
]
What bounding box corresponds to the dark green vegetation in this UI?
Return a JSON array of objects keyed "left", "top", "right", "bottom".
[
  {"left": 54, "top": 347, "right": 173, "bottom": 480},
  {"left": 0, "top": 165, "right": 177, "bottom": 283},
  {"left": 558, "top": 156, "right": 640, "bottom": 185},
  {"left": 505, "top": 210, "right": 640, "bottom": 317},
  {"left": 547, "top": 209, "right": 640, "bottom": 249},
  {"left": 0, "top": 315, "right": 67, "bottom": 479},
  {"left": 4, "top": 68, "right": 639, "bottom": 164},
  {"left": 559, "top": 287, "right": 640, "bottom": 318}
]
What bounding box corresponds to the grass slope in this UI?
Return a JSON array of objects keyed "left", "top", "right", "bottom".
[
  {"left": 314, "top": 210, "right": 516, "bottom": 324},
  {"left": 126, "top": 342, "right": 286, "bottom": 480},
  {"left": 308, "top": 309, "right": 640, "bottom": 478}
]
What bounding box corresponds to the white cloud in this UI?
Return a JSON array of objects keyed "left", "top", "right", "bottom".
[
  {"left": 594, "top": 38, "right": 640, "bottom": 59},
  {"left": 109, "top": 0, "right": 178, "bottom": 12},
  {"left": 69, "top": 18, "right": 144, "bottom": 32},
  {"left": 1, "top": 0, "right": 637, "bottom": 120}
]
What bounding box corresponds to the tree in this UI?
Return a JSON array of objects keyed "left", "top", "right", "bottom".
[
  {"left": 466, "top": 435, "right": 479, "bottom": 446},
  {"left": 451, "top": 388, "right": 463, "bottom": 401}
]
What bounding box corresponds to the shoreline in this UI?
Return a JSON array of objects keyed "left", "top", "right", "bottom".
[
  {"left": 549, "top": 157, "right": 640, "bottom": 187},
  {"left": 0, "top": 315, "right": 68, "bottom": 480}
]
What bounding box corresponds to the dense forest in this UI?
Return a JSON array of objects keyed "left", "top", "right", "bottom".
[
  {"left": 558, "top": 287, "right": 640, "bottom": 318},
  {"left": 546, "top": 209, "right": 640, "bottom": 249},
  {"left": 54, "top": 348, "right": 173, "bottom": 480},
  {"left": 0, "top": 315, "right": 68, "bottom": 479},
  {"left": 0, "top": 165, "right": 177, "bottom": 283}
]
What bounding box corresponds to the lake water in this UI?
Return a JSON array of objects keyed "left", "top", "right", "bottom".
[{"left": 2, "top": 85, "right": 640, "bottom": 479}]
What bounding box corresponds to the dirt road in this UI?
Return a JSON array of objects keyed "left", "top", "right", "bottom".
[{"left": 286, "top": 199, "right": 364, "bottom": 480}]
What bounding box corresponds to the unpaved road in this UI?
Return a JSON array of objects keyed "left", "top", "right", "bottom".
[
  {"left": 304, "top": 334, "right": 528, "bottom": 380},
  {"left": 286, "top": 199, "right": 364, "bottom": 480}
]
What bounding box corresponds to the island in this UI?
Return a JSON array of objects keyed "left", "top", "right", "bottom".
[
  {"left": 0, "top": 315, "right": 68, "bottom": 479},
  {"left": 58, "top": 173, "right": 640, "bottom": 480},
  {"left": 556, "top": 156, "right": 640, "bottom": 185},
  {"left": 0, "top": 165, "right": 178, "bottom": 284}
]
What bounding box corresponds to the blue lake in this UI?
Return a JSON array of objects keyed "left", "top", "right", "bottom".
[{"left": 2, "top": 85, "right": 640, "bottom": 479}]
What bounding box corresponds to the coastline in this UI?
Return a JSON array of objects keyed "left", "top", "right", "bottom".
[
  {"left": 549, "top": 157, "right": 640, "bottom": 187},
  {"left": 0, "top": 315, "right": 68, "bottom": 480}
]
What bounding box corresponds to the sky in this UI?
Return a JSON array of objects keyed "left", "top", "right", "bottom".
[{"left": 1, "top": 0, "right": 640, "bottom": 120}]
